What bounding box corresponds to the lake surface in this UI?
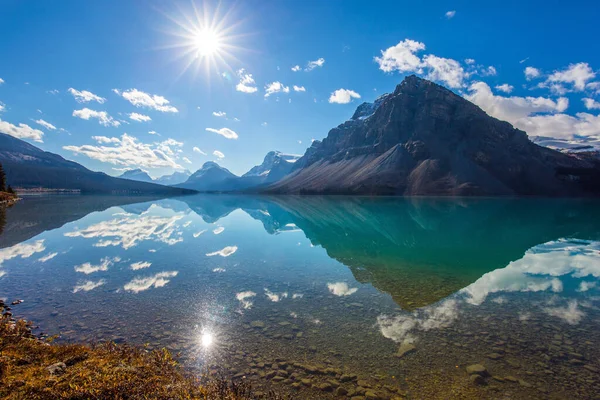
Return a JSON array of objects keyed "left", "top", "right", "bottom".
[{"left": 1, "top": 195, "right": 600, "bottom": 399}]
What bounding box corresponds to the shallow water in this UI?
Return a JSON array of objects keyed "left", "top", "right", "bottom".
[{"left": 1, "top": 195, "right": 600, "bottom": 399}]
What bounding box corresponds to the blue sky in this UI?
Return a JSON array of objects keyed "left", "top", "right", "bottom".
[{"left": 1, "top": 0, "right": 599, "bottom": 177}]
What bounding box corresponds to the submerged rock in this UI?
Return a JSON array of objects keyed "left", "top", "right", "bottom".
[{"left": 395, "top": 343, "right": 416, "bottom": 358}]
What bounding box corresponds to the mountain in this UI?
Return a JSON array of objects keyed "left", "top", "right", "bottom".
[
  {"left": 268, "top": 75, "right": 600, "bottom": 196},
  {"left": 118, "top": 169, "right": 154, "bottom": 183},
  {"left": 155, "top": 170, "right": 191, "bottom": 185},
  {"left": 0, "top": 133, "right": 195, "bottom": 195},
  {"left": 176, "top": 152, "right": 300, "bottom": 192},
  {"left": 243, "top": 151, "right": 300, "bottom": 180},
  {"left": 176, "top": 162, "right": 238, "bottom": 191}
]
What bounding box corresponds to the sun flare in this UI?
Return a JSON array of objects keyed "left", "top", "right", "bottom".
[{"left": 193, "top": 29, "right": 221, "bottom": 57}]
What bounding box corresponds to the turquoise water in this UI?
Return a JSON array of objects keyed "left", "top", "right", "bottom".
[{"left": 1, "top": 195, "right": 600, "bottom": 398}]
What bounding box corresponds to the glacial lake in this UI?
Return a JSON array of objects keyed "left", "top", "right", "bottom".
[{"left": 1, "top": 195, "right": 600, "bottom": 399}]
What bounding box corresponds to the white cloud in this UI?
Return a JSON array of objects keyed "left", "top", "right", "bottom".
[
  {"left": 546, "top": 62, "right": 595, "bottom": 92},
  {"left": 465, "top": 58, "right": 476, "bottom": 65},
  {"left": 327, "top": 282, "right": 358, "bottom": 296},
  {"left": 63, "top": 133, "right": 183, "bottom": 169},
  {"left": 65, "top": 208, "right": 184, "bottom": 250},
  {"left": 213, "top": 150, "right": 225, "bottom": 159},
  {"left": 124, "top": 271, "right": 178, "bottom": 293},
  {"left": 543, "top": 300, "right": 585, "bottom": 325},
  {"left": 0, "top": 78, "right": 4, "bottom": 84},
  {"left": 38, "top": 252, "right": 58, "bottom": 262},
  {"left": 525, "top": 66, "right": 541, "bottom": 80},
  {"left": 583, "top": 98, "right": 600, "bottom": 110},
  {"left": 129, "top": 112, "right": 151, "bottom": 122},
  {"left": 74, "top": 256, "right": 120, "bottom": 274},
  {"left": 0, "top": 119, "right": 45, "bottom": 142},
  {"left": 305, "top": 58, "right": 325, "bottom": 71},
  {"left": 183, "top": 157, "right": 192, "bottom": 164},
  {"left": 73, "top": 279, "right": 106, "bottom": 293},
  {"left": 328, "top": 88, "right": 361, "bottom": 104},
  {"left": 466, "top": 81, "right": 600, "bottom": 139},
  {"left": 495, "top": 84, "right": 514, "bottom": 93},
  {"left": 131, "top": 261, "right": 152, "bottom": 270},
  {"left": 0, "top": 240, "right": 46, "bottom": 267},
  {"left": 264, "top": 81, "right": 290, "bottom": 97},
  {"left": 206, "top": 245, "right": 237, "bottom": 257},
  {"left": 482, "top": 66, "right": 497, "bottom": 76},
  {"left": 291, "top": 65, "right": 301, "bottom": 72},
  {"left": 205, "top": 127, "right": 238, "bottom": 139},
  {"left": 265, "top": 288, "right": 288, "bottom": 302},
  {"left": 148, "top": 130, "right": 158, "bottom": 135},
  {"left": 235, "top": 68, "right": 258, "bottom": 93},
  {"left": 213, "top": 226, "right": 225, "bottom": 235},
  {"left": 445, "top": 10, "right": 456, "bottom": 19},
  {"left": 0, "top": 102, "right": 5, "bottom": 113},
  {"left": 73, "top": 108, "right": 120, "bottom": 127},
  {"left": 293, "top": 85, "right": 306, "bottom": 92},
  {"left": 422, "top": 55, "right": 466, "bottom": 88},
  {"left": 34, "top": 119, "right": 56, "bottom": 130},
  {"left": 236, "top": 291, "right": 256, "bottom": 309},
  {"left": 68, "top": 88, "right": 106, "bottom": 104},
  {"left": 212, "top": 111, "right": 226, "bottom": 117},
  {"left": 261, "top": 122, "right": 268, "bottom": 126},
  {"left": 193, "top": 146, "right": 207, "bottom": 155},
  {"left": 375, "top": 39, "right": 425, "bottom": 73},
  {"left": 114, "top": 88, "right": 178, "bottom": 112}
]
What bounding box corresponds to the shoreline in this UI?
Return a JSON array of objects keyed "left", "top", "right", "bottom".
[{"left": 0, "top": 300, "right": 283, "bottom": 400}]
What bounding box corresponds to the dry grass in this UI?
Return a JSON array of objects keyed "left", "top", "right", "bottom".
[{"left": 0, "top": 314, "right": 286, "bottom": 399}]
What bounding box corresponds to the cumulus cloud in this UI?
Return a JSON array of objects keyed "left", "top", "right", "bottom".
[
  {"left": 0, "top": 78, "right": 4, "bottom": 84},
  {"left": 74, "top": 256, "right": 120, "bottom": 275},
  {"left": 546, "top": 62, "right": 595, "bottom": 93},
  {"left": 495, "top": 84, "right": 514, "bottom": 93},
  {"left": 193, "top": 146, "right": 207, "bottom": 155},
  {"left": 34, "top": 119, "right": 56, "bottom": 131},
  {"left": 543, "top": 300, "right": 585, "bottom": 325},
  {"left": 68, "top": 88, "right": 106, "bottom": 103},
  {"left": 465, "top": 58, "right": 475, "bottom": 65},
  {"left": 131, "top": 261, "right": 152, "bottom": 270},
  {"left": 524, "top": 66, "right": 541, "bottom": 80},
  {"left": 0, "top": 119, "right": 45, "bottom": 142},
  {"left": 235, "top": 69, "right": 258, "bottom": 93},
  {"left": 293, "top": 85, "right": 306, "bottom": 92},
  {"left": 305, "top": 57, "right": 325, "bottom": 71},
  {"left": 63, "top": 133, "right": 183, "bottom": 169},
  {"left": 328, "top": 89, "right": 361, "bottom": 104},
  {"left": 375, "top": 39, "right": 425, "bottom": 73},
  {"left": 124, "top": 271, "right": 178, "bottom": 293},
  {"left": 0, "top": 240, "right": 46, "bottom": 267},
  {"left": 236, "top": 291, "right": 256, "bottom": 309},
  {"left": 0, "top": 102, "right": 4, "bottom": 113},
  {"left": 466, "top": 81, "right": 600, "bottom": 139},
  {"left": 291, "top": 65, "right": 301, "bottom": 72},
  {"left": 182, "top": 157, "right": 192, "bottom": 164},
  {"left": 65, "top": 208, "right": 184, "bottom": 249},
  {"left": 73, "top": 279, "right": 106, "bottom": 293},
  {"left": 264, "top": 81, "right": 290, "bottom": 97},
  {"left": 212, "top": 111, "right": 226, "bottom": 117},
  {"left": 129, "top": 112, "right": 151, "bottom": 122},
  {"left": 114, "top": 88, "right": 178, "bottom": 112},
  {"left": 38, "top": 252, "right": 58, "bottom": 262},
  {"left": 205, "top": 127, "right": 238, "bottom": 139},
  {"left": 583, "top": 98, "right": 600, "bottom": 110},
  {"left": 375, "top": 39, "right": 468, "bottom": 88},
  {"left": 327, "top": 282, "right": 358, "bottom": 296},
  {"left": 206, "top": 245, "right": 237, "bottom": 257},
  {"left": 445, "top": 10, "right": 456, "bottom": 19},
  {"left": 213, "top": 150, "right": 225, "bottom": 159},
  {"left": 73, "top": 108, "right": 120, "bottom": 127},
  {"left": 422, "top": 55, "right": 466, "bottom": 88}
]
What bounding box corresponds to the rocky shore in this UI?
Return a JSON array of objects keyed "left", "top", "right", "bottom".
[{"left": 0, "top": 299, "right": 285, "bottom": 400}]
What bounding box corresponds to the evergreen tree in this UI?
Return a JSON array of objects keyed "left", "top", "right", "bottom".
[
  {"left": 7, "top": 185, "right": 15, "bottom": 194},
  {"left": 0, "top": 162, "right": 6, "bottom": 192}
]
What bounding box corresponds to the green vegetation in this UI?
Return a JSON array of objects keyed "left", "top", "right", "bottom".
[
  {"left": 0, "top": 161, "right": 18, "bottom": 206},
  {"left": 0, "top": 311, "right": 285, "bottom": 399}
]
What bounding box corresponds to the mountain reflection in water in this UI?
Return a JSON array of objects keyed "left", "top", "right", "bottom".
[{"left": 1, "top": 195, "right": 599, "bottom": 399}]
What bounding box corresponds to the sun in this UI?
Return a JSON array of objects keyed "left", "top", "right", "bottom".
[
  {"left": 158, "top": 2, "right": 249, "bottom": 80},
  {"left": 193, "top": 29, "right": 221, "bottom": 57}
]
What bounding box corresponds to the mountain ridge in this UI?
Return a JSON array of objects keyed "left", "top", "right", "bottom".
[{"left": 268, "top": 75, "right": 600, "bottom": 196}]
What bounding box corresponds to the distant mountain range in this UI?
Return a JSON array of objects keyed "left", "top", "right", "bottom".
[
  {"left": 176, "top": 151, "right": 300, "bottom": 191},
  {"left": 268, "top": 75, "right": 600, "bottom": 196},
  {"left": 118, "top": 169, "right": 191, "bottom": 185},
  {"left": 0, "top": 133, "right": 195, "bottom": 195}
]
